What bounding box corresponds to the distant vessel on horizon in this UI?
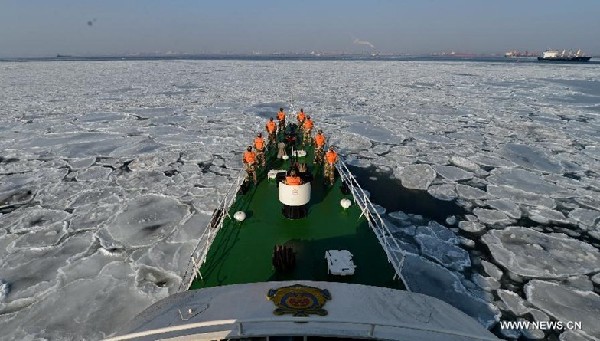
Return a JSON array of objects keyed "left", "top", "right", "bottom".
[
  {"left": 504, "top": 50, "right": 537, "bottom": 58},
  {"left": 537, "top": 49, "right": 591, "bottom": 62}
]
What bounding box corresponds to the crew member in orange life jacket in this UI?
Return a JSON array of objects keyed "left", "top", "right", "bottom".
[
  {"left": 285, "top": 169, "right": 302, "bottom": 185},
  {"left": 277, "top": 108, "right": 286, "bottom": 133},
  {"left": 297, "top": 109, "right": 306, "bottom": 127},
  {"left": 314, "top": 129, "right": 326, "bottom": 165},
  {"left": 243, "top": 146, "right": 258, "bottom": 184},
  {"left": 324, "top": 146, "right": 338, "bottom": 185},
  {"left": 266, "top": 117, "right": 277, "bottom": 145},
  {"left": 302, "top": 115, "right": 314, "bottom": 146},
  {"left": 254, "top": 133, "right": 266, "bottom": 167}
]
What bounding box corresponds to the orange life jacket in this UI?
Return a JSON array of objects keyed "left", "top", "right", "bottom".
[
  {"left": 277, "top": 111, "right": 286, "bottom": 121},
  {"left": 303, "top": 119, "right": 314, "bottom": 130},
  {"left": 266, "top": 121, "right": 277, "bottom": 133},
  {"left": 243, "top": 151, "right": 256, "bottom": 164},
  {"left": 297, "top": 112, "right": 306, "bottom": 121},
  {"left": 285, "top": 175, "right": 302, "bottom": 185},
  {"left": 254, "top": 137, "right": 265, "bottom": 151},
  {"left": 326, "top": 150, "right": 337, "bottom": 165},
  {"left": 314, "top": 133, "right": 325, "bottom": 147}
]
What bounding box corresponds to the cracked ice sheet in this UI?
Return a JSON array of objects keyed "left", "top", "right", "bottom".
[
  {"left": 526, "top": 280, "right": 600, "bottom": 341},
  {"left": 482, "top": 227, "right": 600, "bottom": 279},
  {"left": 2, "top": 60, "right": 600, "bottom": 338}
]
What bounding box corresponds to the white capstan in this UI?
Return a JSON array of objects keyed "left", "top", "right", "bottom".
[
  {"left": 340, "top": 198, "right": 352, "bottom": 209},
  {"left": 234, "top": 211, "right": 246, "bottom": 222}
]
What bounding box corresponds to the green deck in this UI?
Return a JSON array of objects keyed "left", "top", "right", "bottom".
[{"left": 190, "top": 130, "right": 402, "bottom": 290}]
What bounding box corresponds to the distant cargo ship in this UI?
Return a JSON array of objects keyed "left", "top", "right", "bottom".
[
  {"left": 537, "top": 49, "right": 591, "bottom": 62},
  {"left": 504, "top": 50, "right": 537, "bottom": 58}
]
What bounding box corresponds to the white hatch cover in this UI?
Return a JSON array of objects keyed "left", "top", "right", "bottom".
[{"left": 325, "top": 250, "right": 356, "bottom": 275}]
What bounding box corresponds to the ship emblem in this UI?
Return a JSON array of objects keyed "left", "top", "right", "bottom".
[{"left": 267, "top": 284, "right": 331, "bottom": 316}]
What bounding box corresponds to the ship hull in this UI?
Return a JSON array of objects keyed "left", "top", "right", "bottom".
[{"left": 537, "top": 56, "right": 591, "bottom": 62}]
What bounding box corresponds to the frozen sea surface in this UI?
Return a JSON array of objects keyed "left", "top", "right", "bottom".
[{"left": 1, "top": 60, "right": 600, "bottom": 340}]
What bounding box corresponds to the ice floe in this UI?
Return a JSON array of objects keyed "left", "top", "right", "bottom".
[
  {"left": 105, "top": 195, "right": 189, "bottom": 248},
  {"left": 482, "top": 203, "right": 519, "bottom": 224},
  {"left": 473, "top": 208, "right": 512, "bottom": 227},
  {"left": 401, "top": 254, "right": 500, "bottom": 328},
  {"left": 427, "top": 183, "right": 458, "bottom": 201},
  {"left": 496, "top": 289, "right": 531, "bottom": 316},
  {"left": 526, "top": 280, "right": 600, "bottom": 340},
  {"left": 396, "top": 164, "right": 437, "bottom": 190},
  {"left": 487, "top": 168, "right": 567, "bottom": 196},
  {"left": 458, "top": 219, "right": 487, "bottom": 234},
  {"left": 481, "top": 260, "right": 503, "bottom": 281},
  {"left": 569, "top": 208, "right": 600, "bottom": 229},
  {"left": 482, "top": 227, "right": 600, "bottom": 279},
  {"left": 433, "top": 165, "right": 474, "bottom": 181}
]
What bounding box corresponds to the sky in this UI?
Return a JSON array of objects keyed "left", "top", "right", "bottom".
[{"left": 1, "top": 0, "right": 600, "bottom": 57}]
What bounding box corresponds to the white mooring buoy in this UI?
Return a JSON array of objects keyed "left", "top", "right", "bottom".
[{"left": 234, "top": 211, "right": 246, "bottom": 222}]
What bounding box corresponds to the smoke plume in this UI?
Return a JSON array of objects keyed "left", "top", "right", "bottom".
[{"left": 353, "top": 38, "right": 376, "bottom": 50}]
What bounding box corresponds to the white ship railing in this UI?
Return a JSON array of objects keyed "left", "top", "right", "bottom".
[
  {"left": 336, "top": 159, "right": 408, "bottom": 287},
  {"left": 177, "top": 169, "right": 247, "bottom": 292},
  {"left": 106, "top": 317, "right": 499, "bottom": 341}
]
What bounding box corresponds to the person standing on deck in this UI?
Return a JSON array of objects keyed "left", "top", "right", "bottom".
[
  {"left": 302, "top": 115, "right": 314, "bottom": 146},
  {"left": 314, "top": 129, "right": 326, "bottom": 165},
  {"left": 266, "top": 117, "right": 277, "bottom": 145},
  {"left": 285, "top": 169, "right": 303, "bottom": 185},
  {"left": 243, "top": 146, "right": 258, "bottom": 184},
  {"left": 324, "top": 146, "right": 338, "bottom": 185},
  {"left": 277, "top": 108, "right": 286, "bottom": 133},
  {"left": 297, "top": 109, "right": 306, "bottom": 128},
  {"left": 254, "top": 133, "right": 266, "bottom": 167}
]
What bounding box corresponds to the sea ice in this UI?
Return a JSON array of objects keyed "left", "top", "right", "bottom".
[
  {"left": 400, "top": 254, "right": 500, "bottom": 328},
  {"left": 2, "top": 59, "right": 600, "bottom": 339},
  {"left": 427, "top": 183, "right": 457, "bottom": 201},
  {"left": 526, "top": 280, "right": 600, "bottom": 340},
  {"left": 482, "top": 227, "right": 600, "bottom": 278},
  {"left": 485, "top": 199, "right": 522, "bottom": 219},
  {"left": 520, "top": 322, "right": 546, "bottom": 340},
  {"left": 472, "top": 274, "right": 500, "bottom": 292},
  {"left": 455, "top": 185, "right": 488, "bottom": 202},
  {"left": 487, "top": 185, "right": 556, "bottom": 208},
  {"left": 458, "top": 220, "right": 487, "bottom": 234},
  {"left": 528, "top": 309, "right": 549, "bottom": 323},
  {"left": 396, "top": 164, "right": 437, "bottom": 190},
  {"left": 560, "top": 330, "right": 593, "bottom": 341},
  {"left": 525, "top": 206, "right": 571, "bottom": 225},
  {"left": 449, "top": 156, "right": 480, "bottom": 172},
  {"left": 0, "top": 280, "right": 9, "bottom": 302},
  {"left": 473, "top": 208, "right": 512, "bottom": 226},
  {"left": 104, "top": 195, "right": 189, "bottom": 248},
  {"left": 459, "top": 236, "right": 476, "bottom": 248},
  {"left": 487, "top": 168, "right": 567, "bottom": 196},
  {"left": 496, "top": 289, "right": 531, "bottom": 316},
  {"left": 415, "top": 234, "right": 471, "bottom": 271},
  {"left": 592, "top": 273, "right": 600, "bottom": 286},
  {"left": 433, "top": 165, "right": 474, "bottom": 181},
  {"left": 559, "top": 276, "right": 594, "bottom": 292},
  {"left": 500, "top": 143, "right": 563, "bottom": 173},
  {"left": 569, "top": 208, "right": 600, "bottom": 229},
  {"left": 480, "top": 260, "right": 503, "bottom": 281}
]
